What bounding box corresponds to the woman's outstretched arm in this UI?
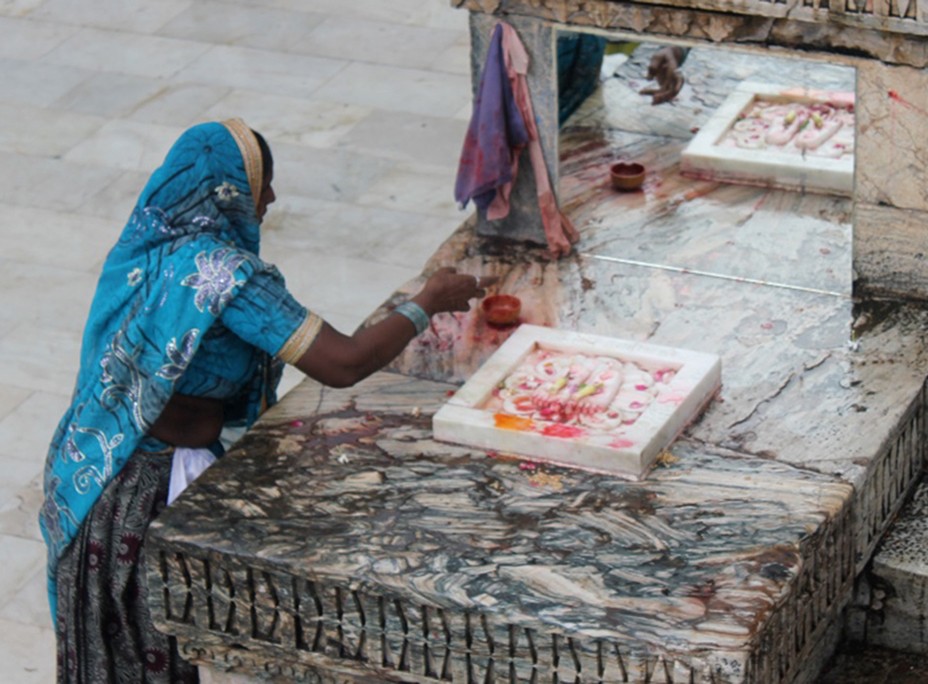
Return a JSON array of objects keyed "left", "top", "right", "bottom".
[{"left": 294, "top": 267, "right": 498, "bottom": 387}]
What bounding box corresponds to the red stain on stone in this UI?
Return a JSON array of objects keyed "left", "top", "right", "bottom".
[{"left": 540, "top": 423, "right": 585, "bottom": 439}]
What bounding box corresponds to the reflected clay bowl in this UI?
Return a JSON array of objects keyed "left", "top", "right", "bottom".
[
  {"left": 610, "top": 162, "right": 646, "bottom": 191},
  {"left": 482, "top": 294, "right": 522, "bottom": 327}
]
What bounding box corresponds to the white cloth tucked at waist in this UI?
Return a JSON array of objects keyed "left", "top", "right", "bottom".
[{"left": 167, "top": 446, "right": 217, "bottom": 505}]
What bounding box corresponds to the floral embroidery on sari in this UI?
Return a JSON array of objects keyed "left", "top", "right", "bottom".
[{"left": 182, "top": 248, "right": 248, "bottom": 316}]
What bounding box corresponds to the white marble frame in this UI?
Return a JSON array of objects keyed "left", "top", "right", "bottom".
[
  {"left": 432, "top": 325, "right": 722, "bottom": 480},
  {"left": 680, "top": 81, "right": 855, "bottom": 197}
]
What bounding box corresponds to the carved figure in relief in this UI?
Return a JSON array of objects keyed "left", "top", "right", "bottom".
[
  {"left": 487, "top": 349, "right": 677, "bottom": 428},
  {"left": 722, "top": 98, "right": 855, "bottom": 158}
]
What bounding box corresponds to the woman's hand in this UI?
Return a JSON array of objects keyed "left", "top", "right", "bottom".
[
  {"left": 295, "top": 267, "right": 499, "bottom": 388},
  {"left": 413, "top": 267, "right": 499, "bottom": 315}
]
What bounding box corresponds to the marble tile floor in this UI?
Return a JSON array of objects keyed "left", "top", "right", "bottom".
[{"left": 0, "top": 1, "right": 471, "bottom": 681}]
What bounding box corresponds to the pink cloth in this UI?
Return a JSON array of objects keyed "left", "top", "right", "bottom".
[{"left": 490, "top": 22, "right": 578, "bottom": 258}]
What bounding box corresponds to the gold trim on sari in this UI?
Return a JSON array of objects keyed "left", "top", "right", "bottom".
[
  {"left": 221, "top": 118, "right": 263, "bottom": 211},
  {"left": 277, "top": 312, "right": 323, "bottom": 364}
]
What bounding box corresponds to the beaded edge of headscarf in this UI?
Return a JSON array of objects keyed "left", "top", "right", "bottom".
[{"left": 221, "top": 118, "right": 263, "bottom": 212}]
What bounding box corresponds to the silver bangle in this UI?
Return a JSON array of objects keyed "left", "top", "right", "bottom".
[{"left": 394, "top": 301, "right": 430, "bottom": 335}]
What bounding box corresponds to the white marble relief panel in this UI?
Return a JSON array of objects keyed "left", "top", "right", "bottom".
[
  {"left": 681, "top": 82, "right": 855, "bottom": 196},
  {"left": 434, "top": 324, "right": 721, "bottom": 479}
]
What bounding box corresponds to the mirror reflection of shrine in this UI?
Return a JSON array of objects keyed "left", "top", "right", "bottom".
[{"left": 556, "top": 35, "right": 855, "bottom": 300}]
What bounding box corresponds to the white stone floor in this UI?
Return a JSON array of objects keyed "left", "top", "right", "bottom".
[{"left": 0, "top": 1, "right": 472, "bottom": 680}]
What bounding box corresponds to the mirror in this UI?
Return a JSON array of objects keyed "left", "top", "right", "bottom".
[{"left": 556, "top": 35, "right": 856, "bottom": 299}]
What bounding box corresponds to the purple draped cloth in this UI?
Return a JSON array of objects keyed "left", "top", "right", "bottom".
[{"left": 454, "top": 23, "right": 529, "bottom": 213}]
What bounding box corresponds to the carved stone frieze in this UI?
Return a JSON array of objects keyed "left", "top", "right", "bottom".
[{"left": 451, "top": 0, "right": 928, "bottom": 65}]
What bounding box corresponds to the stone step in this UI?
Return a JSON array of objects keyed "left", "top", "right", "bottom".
[
  {"left": 817, "top": 643, "right": 928, "bottom": 683},
  {"left": 850, "top": 474, "right": 928, "bottom": 654}
]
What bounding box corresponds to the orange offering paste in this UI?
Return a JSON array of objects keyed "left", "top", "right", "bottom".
[{"left": 494, "top": 413, "right": 535, "bottom": 431}]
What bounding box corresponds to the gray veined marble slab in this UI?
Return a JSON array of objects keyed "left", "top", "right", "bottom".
[
  {"left": 147, "top": 279, "right": 928, "bottom": 683},
  {"left": 148, "top": 371, "right": 855, "bottom": 683}
]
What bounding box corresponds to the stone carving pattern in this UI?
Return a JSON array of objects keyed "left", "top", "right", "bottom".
[
  {"left": 733, "top": 490, "right": 853, "bottom": 682},
  {"left": 452, "top": 0, "right": 928, "bottom": 35},
  {"left": 856, "top": 384, "right": 926, "bottom": 567},
  {"left": 178, "top": 640, "right": 331, "bottom": 683},
  {"left": 154, "top": 551, "right": 710, "bottom": 682},
  {"left": 152, "top": 522, "right": 858, "bottom": 684}
]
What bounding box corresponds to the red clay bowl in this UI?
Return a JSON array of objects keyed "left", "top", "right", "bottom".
[
  {"left": 610, "top": 162, "right": 646, "bottom": 191},
  {"left": 482, "top": 294, "right": 522, "bottom": 326}
]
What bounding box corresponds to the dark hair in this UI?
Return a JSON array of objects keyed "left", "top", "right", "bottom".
[{"left": 251, "top": 129, "right": 273, "bottom": 186}]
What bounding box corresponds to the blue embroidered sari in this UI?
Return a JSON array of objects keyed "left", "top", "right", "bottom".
[{"left": 40, "top": 120, "right": 306, "bottom": 616}]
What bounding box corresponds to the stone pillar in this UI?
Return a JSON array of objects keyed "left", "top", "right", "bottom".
[
  {"left": 467, "top": 12, "right": 560, "bottom": 248},
  {"left": 854, "top": 60, "right": 928, "bottom": 301}
]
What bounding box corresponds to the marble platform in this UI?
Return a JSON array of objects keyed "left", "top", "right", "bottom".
[{"left": 146, "top": 43, "right": 928, "bottom": 683}]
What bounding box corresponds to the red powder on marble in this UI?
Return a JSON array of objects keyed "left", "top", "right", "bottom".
[{"left": 541, "top": 424, "right": 585, "bottom": 439}]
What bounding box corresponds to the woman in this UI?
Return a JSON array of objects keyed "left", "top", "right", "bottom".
[{"left": 40, "top": 119, "right": 492, "bottom": 683}]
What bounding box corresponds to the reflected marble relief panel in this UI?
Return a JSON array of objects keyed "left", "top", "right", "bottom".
[{"left": 558, "top": 41, "right": 855, "bottom": 296}]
